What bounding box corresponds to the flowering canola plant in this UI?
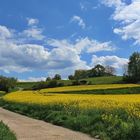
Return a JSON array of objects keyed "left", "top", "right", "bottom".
[{"left": 3, "top": 88, "right": 140, "bottom": 118}]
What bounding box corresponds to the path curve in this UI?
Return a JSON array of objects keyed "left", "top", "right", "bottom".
[{"left": 0, "top": 108, "right": 96, "bottom": 140}]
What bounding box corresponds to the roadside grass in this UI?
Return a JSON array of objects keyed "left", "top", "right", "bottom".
[
  {"left": 0, "top": 121, "right": 16, "bottom": 140},
  {"left": 0, "top": 100, "right": 140, "bottom": 140}
]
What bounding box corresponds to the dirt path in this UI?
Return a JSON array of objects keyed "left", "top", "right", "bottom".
[{"left": 0, "top": 108, "right": 96, "bottom": 140}]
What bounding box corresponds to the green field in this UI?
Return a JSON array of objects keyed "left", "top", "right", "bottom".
[
  {"left": 17, "top": 76, "right": 123, "bottom": 90},
  {"left": 0, "top": 121, "right": 16, "bottom": 140}
]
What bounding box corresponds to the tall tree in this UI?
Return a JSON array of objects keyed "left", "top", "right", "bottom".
[
  {"left": 94, "top": 64, "right": 106, "bottom": 77},
  {"left": 53, "top": 74, "right": 61, "bottom": 80},
  {"left": 74, "top": 70, "right": 88, "bottom": 80},
  {"left": 124, "top": 52, "right": 140, "bottom": 82}
]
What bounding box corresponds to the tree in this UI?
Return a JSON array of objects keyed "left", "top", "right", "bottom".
[
  {"left": 46, "top": 77, "right": 51, "bottom": 81},
  {"left": 105, "top": 66, "right": 116, "bottom": 76},
  {"left": 123, "top": 52, "right": 140, "bottom": 83},
  {"left": 74, "top": 70, "right": 88, "bottom": 80},
  {"left": 93, "top": 64, "right": 106, "bottom": 77},
  {"left": 0, "top": 76, "right": 17, "bottom": 92},
  {"left": 68, "top": 75, "right": 75, "bottom": 80},
  {"left": 53, "top": 74, "right": 61, "bottom": 80}
]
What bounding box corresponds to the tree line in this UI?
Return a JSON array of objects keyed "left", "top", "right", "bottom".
[{"left": 0, "top": 52, "right": 140, "bottom": 92}]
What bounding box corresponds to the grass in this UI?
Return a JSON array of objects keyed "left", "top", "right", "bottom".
[
  {"left": 0, "top": 100, "right": 140, "bottom": 140},
  {"left": 16, "top": 76, "right": 123, "bottom": 90},
  {"left": 16, "top": 82, "right": 37, "bottom": 90},
  {"left": 51, "top": 87, "right": 140, "bottom": 95},
  {"left": 0, "top": 91, "right": 6, "bottom": 97},
  {"left": 41, "top": 84, "right": 140, "bottom": 93},
  {"left": 84, "top": 76, "right": 123, "bottom": 85},
  {"left": 0, "top": 121, "right": 16, "bottom": 140}
]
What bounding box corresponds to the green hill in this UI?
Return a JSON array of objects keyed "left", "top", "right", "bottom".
[{"left": 17, "top": 76, "right": 123, "bottom": 90}]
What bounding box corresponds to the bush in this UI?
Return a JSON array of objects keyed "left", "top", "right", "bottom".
[
  {"left": 32, "top": 80, "right": 64, "bottom": 90},
  {"left": 32, "top": 81, "right": 48, "bottom": 90},
  {"left": 47, "top": 80, "right": 58, "bottom": 88},
  {"left": 72, "top": 80, "right": 88, "bottom": 86},
  {"left": 0, "top": 76, "right": 17, "bottom": 92},
  {"left": 79, "top": 80, "right": 88, "bottom": 85}
]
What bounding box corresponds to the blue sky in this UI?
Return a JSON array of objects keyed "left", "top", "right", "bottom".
[{"left": 0, "top": 0, "right": 140, "bottom": 81}]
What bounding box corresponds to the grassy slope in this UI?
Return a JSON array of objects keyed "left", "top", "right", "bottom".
[
  {"left": 17, "top": 76, "right": 123, "bottom": 90},
  {"left": 84, "top": 76, "right": 123, "bottom": 85},
  {"left": 0, "top": 121, "right": 16, "bottom": 140}
]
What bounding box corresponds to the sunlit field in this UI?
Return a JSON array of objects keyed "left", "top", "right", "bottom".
[
  {"left": 3, "top": 84, "right": 140, "bottom": 118},
  {"left": 41, "top": 84, "right": 140, "bottom": 93},
  {"left": 2, "top": 84, "right": 140, "bottom": 139}
]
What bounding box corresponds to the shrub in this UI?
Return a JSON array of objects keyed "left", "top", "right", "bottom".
[
  {"left": 32, "top": 80, "right": 64, "bottom": 90},
  {"left": 0, "top": 76, "right": 17, "bottom": 92}
]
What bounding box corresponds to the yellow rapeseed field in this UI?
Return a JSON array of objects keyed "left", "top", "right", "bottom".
[{"left": 3, "top": 84, "right": 140, "bottom": 118}]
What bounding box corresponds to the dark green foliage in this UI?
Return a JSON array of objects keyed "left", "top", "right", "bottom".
[
  {"left": 46, "top": 77, "right": 51, "bottom": 81},
  {"left": 124, "top": 52, "right": 140, "bottom": 83},
  {"left": 68, "top": 75, "right": 75, "bottom": 80},
  {"left": 71, "top": 65, "right": 116, "bottom": 80},
  {"left": 53, "top": 74, "right": 61, "bottom": 80},
  {"left": 0, "top": 121, "right": 16, "bottom": 140},
  {"left": 74, "top": 70, "right": 88, "bottom": 80},
  {"left": 0, "top": 91, "right": 6, "bottom": 97},
  {"left": 90, "top": 64, "right": 106, "bottom": 77},
  {"left": 0, "top": 76, "right": 17, "bottom": 92},
  {"left": 1, "top": 100, "right": 140, "bottom": 140},
  {"left": 32, "top": 80, "right": 64, "bottom": 90},
  {"left": 72, "top": 80, "right": 88, "bottom": 86}
]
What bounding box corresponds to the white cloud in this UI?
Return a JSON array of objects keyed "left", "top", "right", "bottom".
[
  {"left": 103, "top": 0, "right": 140, "bottom": 45},
  {"left": 27, "top": 18, "right": 39, "bottom": 26},
  {"left": 71, "top": 15, "right": 86, "bottom": 29},
  {"left": 91, "top": 55, "right": 128, "bottom": 69},
  {"left": 75, "top": 38, "right": 115, "bottom": 54},
  {"left": 0, "top": 25, "right": 89, "bottom": 74},
  {"left": 21, "top": 18, "right": 45, "bottom": 40},
  {"left": 23, "top": 27, "right": 45, "bottom": 40},
  {"left": 47, "top": 37, "right": 115, "bottom": 54},
  {"left": 102, "top": 0, "right": 124, "bottom": 7},
  {"left": 0, "top": 19, "right": 116, "bottom": 77},
  {"left": 20, "top": 76, "right": 46, "bottom": 82},
  {"left": 0, "top": 25, "right": 12, "bottom": 39}
]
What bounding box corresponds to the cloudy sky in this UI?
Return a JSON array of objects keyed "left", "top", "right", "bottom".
[{"left": 0, "top": 0, "right": 140, "bottom": 81}]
